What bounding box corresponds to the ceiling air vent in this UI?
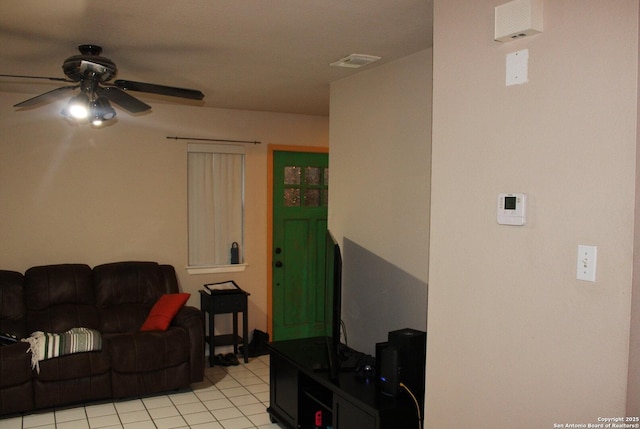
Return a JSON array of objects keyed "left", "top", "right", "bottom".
[{"left": 330, "top": 54, "right": 381, "bottom": 69}]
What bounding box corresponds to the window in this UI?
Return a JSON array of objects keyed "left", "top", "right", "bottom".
[
  {"left": 283, "top": 165, "right": 329, "bottom": 207},
  {"left": 187, "top": 143, "right": 245, "bottom": 272}
]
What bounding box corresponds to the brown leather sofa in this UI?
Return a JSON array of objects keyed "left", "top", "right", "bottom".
[{"left": 0, "top": 261, "right": 205, "bottom": 415}]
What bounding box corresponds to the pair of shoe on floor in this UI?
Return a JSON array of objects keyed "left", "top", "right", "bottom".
[{"left": 213, "top": 352, "right": 239, "bottom": 366}]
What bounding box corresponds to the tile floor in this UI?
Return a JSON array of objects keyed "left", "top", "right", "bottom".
[{"left": 0, "top": 354, "right": 281, "bottom": 429}]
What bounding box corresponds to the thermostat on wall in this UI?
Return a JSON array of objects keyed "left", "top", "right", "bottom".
[{"left": 497, "top": 193, "right": 527, "bottom": 225}]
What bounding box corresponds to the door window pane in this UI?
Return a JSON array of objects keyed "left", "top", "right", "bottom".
[
  {"left": 284, "top": 166, "right": 301, "bottom": 185},
  {"left": 284, "top": 189, "right": 301, "bottom": 206},
  {"left": 305, "top": 167, "right": 321, "bottom": 185},
  {"left": 304, "top": 189, "right": 321, "bottom": 207}
]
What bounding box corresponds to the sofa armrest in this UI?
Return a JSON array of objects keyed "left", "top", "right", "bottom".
[
  {"left": 172, "top": 305, "right": 205, "bottom": 383},
  {"left": 0, "top": 341, "right": 34, "bottom": 414}
]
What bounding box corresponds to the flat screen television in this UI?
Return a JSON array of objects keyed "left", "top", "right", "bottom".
[{"left": 324, "top": 230, "right": 343, "bottom": 379}]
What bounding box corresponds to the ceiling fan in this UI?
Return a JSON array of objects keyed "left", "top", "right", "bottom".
[{"left": 0, "top": 44, "right": 204, "bottom": 126}]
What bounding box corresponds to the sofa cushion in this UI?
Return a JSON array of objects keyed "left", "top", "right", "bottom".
[
  {"left": 25, "top": 264, "right": 94, "bottom": 308},
  {"left": 0, "top": 341, "right": 32, "bottom": 388},
  {"left": 94, "top": 262, "right": 169, "bottom": 333},
  {"left": 24, "top": 264, "right": 98, "bottom": 333},
  {"left": 140, "top": 293, "right": 190, "bottom": 332},
  {"left": 34, "top": 348, "right": 111, "bottom": 382},
  {"left": 33, "top": 372, "right": 111, "bottom": 410},
  {"left": 106, "top": 329, "right": 190, "bottom": 373},
  {"left": 0, "top": 381, "right": 34, "bottom": 415},
  {"left": 0, "top": 270, "right": 26, "bottom": 338},
  {"left": 110, "top": 363, "right": 190, "bottom": 399}
]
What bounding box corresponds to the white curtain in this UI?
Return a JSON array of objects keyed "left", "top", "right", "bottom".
[{"left": 188, "top": 147, "right": 244, "bottom": 266}]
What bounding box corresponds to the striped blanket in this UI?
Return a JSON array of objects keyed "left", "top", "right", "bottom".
[{"left": 22, "top": 327, "right": 102, "bottom": 373}]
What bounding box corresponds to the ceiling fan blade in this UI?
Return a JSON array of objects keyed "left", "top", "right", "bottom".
[
  {"left": 14, "top": 85, "right": 79, "bottom": 108},
  {"left": 114, "top": 80, "right": 204, "bottom": 100},
  {"left": 98, "top": 86, "right": 151, "bottom": 113},
  {"left": 0, "top": 73, "right": 73, "bottom": 83}
]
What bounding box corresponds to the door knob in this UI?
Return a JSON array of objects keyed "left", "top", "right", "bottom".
[{"left": 274, "top": 261, "right": 283, "bottom": 268}]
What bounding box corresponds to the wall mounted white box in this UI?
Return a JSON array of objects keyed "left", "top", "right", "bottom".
[{"left": 495, "top": 0, "right": 543, "bottom": 42}]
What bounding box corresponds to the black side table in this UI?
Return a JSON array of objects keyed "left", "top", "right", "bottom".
[{"left": 199, "top": 289, "right": 250, "bottom": 366}]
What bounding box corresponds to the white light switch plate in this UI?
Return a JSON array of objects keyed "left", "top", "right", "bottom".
[
  {"left": 506, "top": 49, "right": 529, "bottom": 86},
  {"left": 576, "top": 245, "right": 597, "bottom": 282}
]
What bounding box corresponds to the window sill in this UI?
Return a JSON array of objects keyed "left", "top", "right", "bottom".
[{"left": 186, "top": 264, "right": 247, "bottom": 275}]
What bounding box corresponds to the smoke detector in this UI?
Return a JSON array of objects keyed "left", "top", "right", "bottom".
[{"left": 330, "top": 54, "right": 382, "bottom": 69}]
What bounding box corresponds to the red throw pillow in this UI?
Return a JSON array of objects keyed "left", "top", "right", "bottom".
[{"left": 140, "top": 293, "right": 191, "bottom": 332}]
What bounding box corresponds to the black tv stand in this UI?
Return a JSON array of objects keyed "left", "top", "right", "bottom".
[
  {"left": 266, "top": 337, "right": 420, "bottom": 429},
  {"left": 309, "top": 344, "right": 364, "bottom": 374}
]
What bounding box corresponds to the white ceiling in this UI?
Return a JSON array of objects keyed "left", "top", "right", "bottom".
[{"left": 0, "top": 0, "right": 432, "bottom": 117}]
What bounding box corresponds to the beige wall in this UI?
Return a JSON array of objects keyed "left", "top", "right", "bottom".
[
  {"left": 329, "top": 50, "right": 432, "bottom": 352},
  {"left": 329, "top": 49, "right": 432, "bottom": 282},
  {"left": 428, "top": 0, "right": 638, "bottom": 426},
  {"left": 0, "top": 92, "right": 328, "bottom": 335}
]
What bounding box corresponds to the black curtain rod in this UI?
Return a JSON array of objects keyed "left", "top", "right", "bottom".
[{"left": 166, "top": 136, "right": 261, "bottom": 145}]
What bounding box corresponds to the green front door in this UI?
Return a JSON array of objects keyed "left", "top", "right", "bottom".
[{"left": 272, "top": 150, "right": 329, "bottom": 341}]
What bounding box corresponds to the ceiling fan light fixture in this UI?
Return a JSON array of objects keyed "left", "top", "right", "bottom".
[
  {"left": 62, "top": 92, "right": 90, "bottom": 119},
  {"left": 89, "top": 96, "right": 116, "bottom": 127},
  {"left": 330, "top": 53, "right": 382, "bottom": 69},
  {"left": 94, "top": 96, "right": 116, "bottom": 120}
]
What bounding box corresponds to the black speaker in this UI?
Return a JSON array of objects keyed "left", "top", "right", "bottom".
[
  {"left": 378, "top": 343, "right": 399, "bottom": 397},
  {"left": 388, "top": 328, "right": 426, "bottom": 400}
]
